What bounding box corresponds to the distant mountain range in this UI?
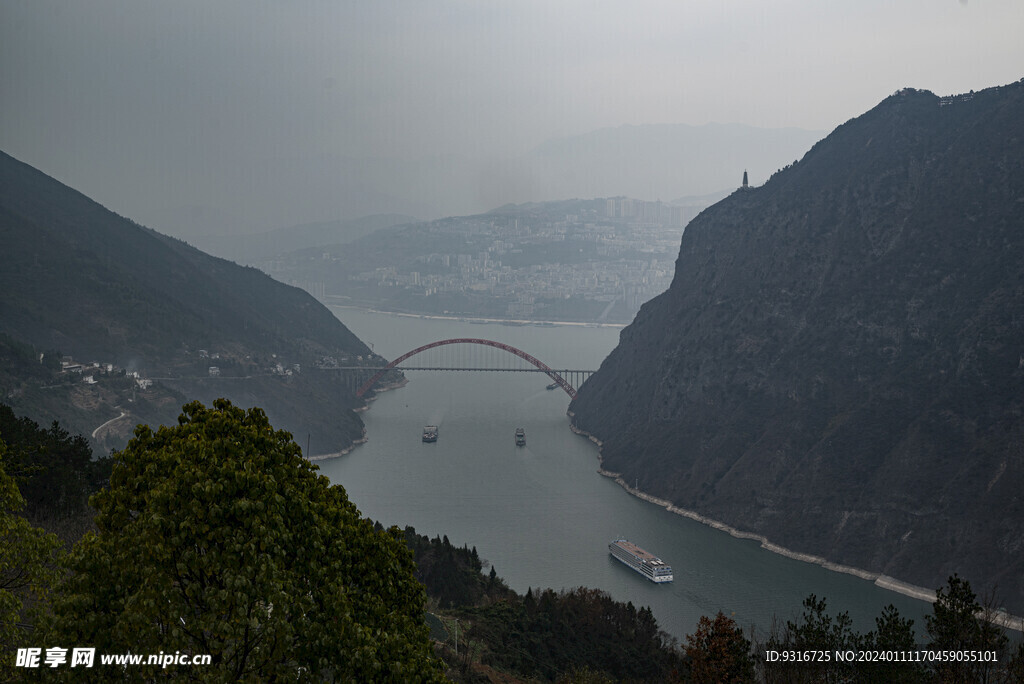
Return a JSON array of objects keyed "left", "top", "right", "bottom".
[
  {"left": 570, "top": 81, "right": 1024, "bottom": 613},
  {"left": 0, "top": 151, "right": 380, "bottom": 456},
  {"left": 190, "top": 213, "right": 420, "bottom": 264},
  {"left": 147, "top": 123, "right": 823, "bottom": 241}
]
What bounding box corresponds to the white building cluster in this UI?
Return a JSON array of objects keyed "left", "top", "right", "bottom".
[{"left": 340, "top": 199, "right": 682, "bottom": 321}]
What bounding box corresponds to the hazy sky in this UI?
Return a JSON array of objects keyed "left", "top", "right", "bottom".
[{"left": 2, "top": 1, "right": 1022, "bottom": 236}]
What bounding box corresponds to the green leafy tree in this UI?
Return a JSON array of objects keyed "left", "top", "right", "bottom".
[
  {"left": 0, "top": 439, "right": 62, "bottom": 673},
  {"left": 685, "top": 611, "right": 755, "bottom": 683},
  {"left": 43, "top": 399, "right": 445, "bottom": 682}
]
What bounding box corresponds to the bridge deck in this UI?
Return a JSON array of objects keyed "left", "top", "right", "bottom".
[
  {"left": 345, "top": 337, "right": 594, "bottom": 399},
  {"left": 326, "top": 366, "right": 595, "bottom": 373}
]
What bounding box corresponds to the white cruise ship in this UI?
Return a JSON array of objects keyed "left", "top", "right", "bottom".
[{"left": 608, "top": 539, "right": 673, "bottom": 583}]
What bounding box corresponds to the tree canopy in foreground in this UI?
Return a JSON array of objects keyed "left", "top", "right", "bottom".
[
  {"left": 0, "top": 439, "right": 62, "bottom": 671},
  {"left": 43, "top": 399, "right": 445, "bottom": 682}
]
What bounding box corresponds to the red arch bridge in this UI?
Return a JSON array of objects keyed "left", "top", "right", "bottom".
[{"left": 332, "top": 338, "right": 596, "bottom": 399}]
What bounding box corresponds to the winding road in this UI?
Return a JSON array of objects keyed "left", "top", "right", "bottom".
[{"left": 91, "top": 410, "right": 128, "bottom": 439}]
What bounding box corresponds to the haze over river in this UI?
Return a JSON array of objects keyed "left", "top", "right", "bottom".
[{"left": 319, "top": 307, "right": 932, "bottom": 641}]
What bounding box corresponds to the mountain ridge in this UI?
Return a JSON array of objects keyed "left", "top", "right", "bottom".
[
  {"left": 0, "top": 150, "right": 378, "bottom": 455},
  {"left": 190, "top": 213, "right": 420, "bottom": 264},
  {"left": 569, "top": 81, "right": 1024, "bottom": 612}
]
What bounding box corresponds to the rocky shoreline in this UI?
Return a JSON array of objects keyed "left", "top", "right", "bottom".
[
  {"left": 326, "top": 302, "right": 627, "bottom": 329},
  {"left": 567, "top": 420, "right": 1024, "bottom": 633},
  {"left": 307, "top": 377, "right": 408, "bottom": 461},
  {"left": 305, "top": 430, "right": 367, "bottom": 462}
]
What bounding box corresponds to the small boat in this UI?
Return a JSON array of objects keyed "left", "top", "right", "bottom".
[
  {"left": 514, "top": 427, "right": 526, "bottom": 446},
  {"left": 546, "top": 382, "right": 559, "bottom": 390},
  {"left": 422, "top": 425, "right": 438, "bottom": 443}
]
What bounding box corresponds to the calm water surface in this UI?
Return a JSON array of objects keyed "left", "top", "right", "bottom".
[{"left": 318, "top": 307, "right": 933, "bottom": 641}]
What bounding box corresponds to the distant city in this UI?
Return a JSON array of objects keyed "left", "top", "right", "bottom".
[{"left": 258, "top": 197, "right": 713, "bottom": 323}]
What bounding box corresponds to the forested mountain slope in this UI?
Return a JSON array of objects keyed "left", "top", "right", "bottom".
[
  {"left": 570, "top": 81, "right": 1024, "bottom": 613},
  {"left": 0, "top": 151, "right": 376, "bottom": 454}
]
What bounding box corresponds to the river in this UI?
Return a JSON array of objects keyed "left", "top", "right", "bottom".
[{"left": 317, "top": 306, "right": 934, "bottom": 642}]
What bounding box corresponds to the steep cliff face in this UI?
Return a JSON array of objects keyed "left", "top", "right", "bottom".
[{"left": 570, "top": 82, "right": 1024, "bottom": 612}]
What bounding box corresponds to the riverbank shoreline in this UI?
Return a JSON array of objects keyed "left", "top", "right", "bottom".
[
  {"left": 567, "top": 421, "right": 1024, "bottom": 633},
  {"left": 326, "top": 302, "right": 627, "bottom": 329},
  {"left": 306, "top": 431, "right": 367, "bottom": 462},
  {"left": 307, "top": 377, "right": 408, "bottom": 461}
]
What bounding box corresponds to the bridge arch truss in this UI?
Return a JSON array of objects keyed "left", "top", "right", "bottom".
[{"left": 355, "top": 338, "right": 587, "bottom": 399}]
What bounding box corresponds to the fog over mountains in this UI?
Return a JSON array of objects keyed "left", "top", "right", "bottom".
[{"left": 154, "top": 123, "right": 823, "bottom": 241}]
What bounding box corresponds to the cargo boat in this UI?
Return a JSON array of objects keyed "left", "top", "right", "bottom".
[
  {"left": 608, "top": 539, "right": 673, "bottom": 583},
  {"left": 422, "top": 425, "right": 438, "bottom": 443},
  {"left": 515, "top": 427, "right": 526, "bottom": 446}
]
